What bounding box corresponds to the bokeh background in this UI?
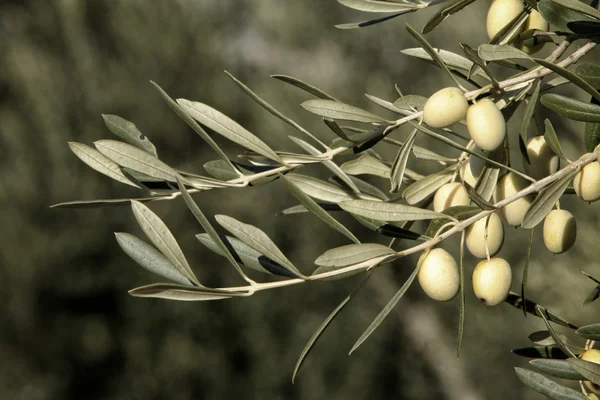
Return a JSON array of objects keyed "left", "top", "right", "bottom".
[{"left": 2, "top": 1, "right": 600, "bottom": 399}]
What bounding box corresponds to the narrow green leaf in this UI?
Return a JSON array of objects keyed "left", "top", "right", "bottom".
[
  {"left": 129, "top": 283, "right": 237, "bottom": 301},
  {"left": 301, "top": 99, "right": 387, "bottom": 124},
  {"left": 177, "top": 99, "right": 282, "bottom": 163},
  {"left": 522, "top": 172, "right": 576, "bottom": 229},
  {"left": 280, "top": 174, "right": 360, "bottom": 244},
  {"left": 285, "top": 174, "right": 378, "bottom": 203},
  {"left": 150, "top": 81, "right": 239, "bottom": 173},
  {"left": 464, "top": 183, "right": 496, "bottom": 210},
  {"left": 51, "top": 196, "right": 162, "bottom": 209},
  {"left": 365, "top": 94, "right": 412, "bottom": 116},
  {"left": 457, "top": 231, "right": 465, "bottom": 358},
  {"left": 551, "top": 0, "right": 600, "bottom": 20},
  {"left": 421, "top": 0, "right": 479, "bottom": 34},
  {"left": 349, "top": 254, "right": 424, "bottom": 354},
  {"left": 505, "top": 292, "right": 578, "bottom": 329},
  {"left": 541, "top": 93, "right": 600, "bottom": 123},
  {"left": 535, "top": 305, "right": 577, "bottom": 358},
  {"left": 400, "top": 48, "right": 490, "bottom": 81},
  {"left": 271, "top": 74, "right": 339, "bottom": 101},
  {"left": 215, "top": 215, "right": 304, "bottom": 278},
  {"left": 341, "top": 155, "right": 391, "bottom": 179},
  {"left": 95, "top": 140, "right": 178, "bottom": 182},
  {"left": 351, "top": 215, "right": 427, "bottom": 240},
  {"left": 68, "top": 142, "right": 140, "bottom": 188},
  {"left": 292, "top": 273, "right": 371, "bottom": 383},
  {"left": 131, "top": 200, "right": 200, "bottom": 286},
  {"left": 329, "top": 175, "right": 390, "bottom": 201},
  {"left": 583, "top": 286, "right": 600, "bottom": 306},
  {"left": 335, "top": 11, "right": 409, "bottom": 29},
  {"left": 406, "top": 24, "right": 466, "bottom": 90},
  {"left": 390, "top": 129, "right": 417, "bottom": 193},
  {"left": 115, "top": 233, "right": 193, "bottom": 286},
  {"left": 568, "top": 359, "right": 600, "bottom": 386},
  {"left": 534, "top": 59, "right": 600, "bottom": 103},
  {"left": 529, "top": 359, "right": 584, "bottom": 380},
  {"left": 513, "top": 345, "right": 570, "bottom": 359},
  {"left": 225, "top": 71, "right": 326, "bottom": 148},
  {"left": 585, "top": 120, "right": 600, "bottom": 153},
  {"left": 514, "top": 367, "right": 588, "bottom": 400},
  {"left": 576, "top": 324, "right": 600, "bottom": 340},
  {"left": 529, "top": 330, "right": 571, "bottom": 347},
  {"left": 337, "top": 0, "right": 419, "bottom": 12},
  {"left": 323, "top": 118, "right": 353, "bottom": 141},
  {"left": 203, "top": 159, "right": 278, "bottom": 186},
  {"left": 196, "top": 233, "right": 296, "bottom": 278},
  {"left": 477, "top": 44, "right": 531, "bottom": 61},
  {"left": 521, "top": 81, "right": 541, "bottom": 157},
  {"left": 460, "top": 43, "right": 497, "bottom": 83},
  {"left": 403, "top": 171, "right": 454, "bottom": 205},
  {"left": 102, "top": 114, "right": 157, "bottom": 157},
  {"left": 576, "top": 63, "right": 600, "bottom": 88},
  {"left": 393, "top": 94, "right": 428, "bottom": 111},
  {"left": 538, "top": 0, "right": 592, "bottom": 31},
  {"left": 521, "top": 228, "right": 535, "bottom": 316},
  {"left": 544, "top": 119, "right": 569, "bottom": 161},
  {"left": 315, "top": 243, "right": 395, "bottom": 267},
  {"left": 340, "top": 199, "right": 446, "bottom": 222}
]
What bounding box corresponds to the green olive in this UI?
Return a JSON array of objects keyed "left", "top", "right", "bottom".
[
  {"left": 433, "top": 182, "right": 471, "bottom": 212},
  {"left": 543, "top": 209, "right": 577, "bottom": 254},
  {"left": 493, "top": 172, "right": 534, "bottom": 226},
  {"left": 466, "top": 99, "right": 506, "bottom": 151},
  {"left": 472, "top": 258, "right": 512, "bottom": 306},
  {"left": 423, "top": 87, "right": 468, "bottom": 128},
  {"left": 417, "top": 248, "right": 460, "bottom": 302},
  {"left": 466, "top": 213, "right": 504, "bottom": 258},
  {"left": 574, "top": 159, "right": 600, "bottom": 202}
]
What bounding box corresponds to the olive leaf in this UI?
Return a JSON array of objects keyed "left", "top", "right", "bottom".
[
  {"left": 401, "top": 48, "right": 490, "bottom": 81},
  {"left": 457, "top": 231, "right": 465, "bottom": 358},
  {"left": 337, "top": 0, "right": 419, "bottom": 12},
  {"left": 534, "top": 58, "right": 600, "bottom": 103},
  {"left": 541, "top": 93, "right": 600, "bottom": 123},
  {"left": 335, "top": 12, "right": 409, "bottom": 30},
  {"left": 115, "top": 232, "right": 195, "bottom": 286},
  {"left": 68, "top": 142, "right": 140, "bottom": 188},
  {"left": 51, "top": 196, "right": 163, "bottom": 209},
  {"left": 365, "top": 94, "right": 412, "bottom": 116},
  {"left": 315, "top": 243, "right": 395, "bottom": 267},
  {"left": 505, "top": 292, "right": 578, "bottom": 329},
  {"left": 102, "top": 114, "right": 158, "bottom": 157},
  {"left": 535, "top": 305, "right": 576, "bottom": 358},
  {"left": 390, "top": 128, "right": 417, "bottom": 193},
  {"left": 567, "top": 358, "right": 600, "bottom": 386},
  {"left": 576, "top": 63, "right": 600, "bottom": 88},
  {"left": 512, "top": 346, "right": 570, "bottom": 359},
  {"left": 544, "top": 119, "right": 569, "bottom": 161},
  {"left": 421, "top": 0, "right": 478, "bottom": 34},
  {"left": 551, "top": 0, "right": 600, "bottom": 20},
  {"left": 285, "top": 174, "right": 379, "bottom": 203},
  {"left": 529, "top": 359, "right": 584, "bottom": 380},
  {"left": 514, "top": 368, "right": 588, "bottom": 400},
  {"left": 340, "top": 199, "right": 446, "bottom": 222},
  {"left": 128, "top": 283, "right": 238, "bottom": 301},
  {"left": 424, "top": 205, "right": 480, "bottom": 237},
  {"left": 520, "top": 81, "right": 541, "bottom": 163},
  {"left": 341, "top": 155, "right": 391, "bottom": 179},
  {"left": 329, "top": 175, "right": 389, "bottom": 201},
  {"left": 520, "top": 228, "right": 535, "bottom": 316},
  {"left": 477, "top": 44, "right": 531, "bottom": 61},
  {"left": 301, "top": 99, "right": 387, "bottom": 124},
  {"left": 352, "top": 215, "right": 427, "bottom": 240},
  {"left": 271, "top": 74, "right": 339, "bottom": 101},
  {"left": 538, "top": 0, "right": 592, "bottom": 32},
  {"left": 576, "top": 324, "right": 600, "bottom": 340},
  {"left": 521, "top": 172, "right": 576, "bottom": 229},
  {"left": 403, "top": 170, "right": 454, "bottom": 205}
]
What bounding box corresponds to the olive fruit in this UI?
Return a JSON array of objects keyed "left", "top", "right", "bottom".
[
  {"left": 517, "top": 10, "right": 549, "bottom": 54},
  {"left": 466, "top": 213, "right": 505, "bottom": 258},
  {"left": 581, "top": 349, "right": 600, "bottom": 395},
  {"left": 433, "top": 182, "right": 471, "bottom": 212},
  {"left": 417, "top": 248, "right": 460, "bottom": 302},
  {"left": 466, "top": 99, "right": 506, "bottom": 151},
  {"left": 472, "top": 258, "right": 512, "bottom": 306},
  {"left": 486, "top": 0, "right": 525, "bottom": 39},
  {"left": 543, "top": 209, "right": 577, "bottom": 254},
  {"left": 574, "top": 159, "right": 600, "bottom": 202},
  {"left": 523, "top": 136, "right": 559, "bottom": 180},
  {"left": 423, "top": 87, "right": 468, "bottom": 128},
  {"left": 493, "top": 172, "right": 534, "bottom": 226}
]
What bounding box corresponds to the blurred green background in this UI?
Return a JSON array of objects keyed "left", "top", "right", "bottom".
[{"left": 2, "top": 1, "right": 600, "bottom": 399}]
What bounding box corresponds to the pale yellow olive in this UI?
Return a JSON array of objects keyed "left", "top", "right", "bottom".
[
  {"left": 466, "top": 213, "right": 505, "bottom": 258},
  {"left": 423, "top": 87, "right": 469, "bottom": 128},
  {"left": 493, "top": 172, "right": 534, "bottom": 226},
  {"left": 516, "top": 10, "right": 549, "bottom": 54},
  {"left": 581, "top": 349, "right": 600, "bottom": 395},
  {"left": 472, "top": 258, "right": 512, "bottom": 306},
  {"left": 417, "top": 248, "right": 460, "bottom": 302},
  {"left": 433, "top": 182, "right": 471, "bottom": 212},
  {"left": 523, "top": 136, "right": 559, "bottom": 180},
  {"left": 486, "top": 0, "right": 525, "bottom": 39},
  {"left": 574, "top": 159, "right": 600, "bottom": 202},
  {"left": 466, "top": 99, "right": 506, "bottom": 151},
  {"left": 543, "top": 209, "right": 577, "bottom": 254}
]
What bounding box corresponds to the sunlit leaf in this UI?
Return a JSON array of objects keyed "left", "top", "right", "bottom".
[
  {"left": 541, "top": 93, "right": 600, "bottom": 123},
  {"left": 515, "top": 368, "right": 588, "bottom": 400},
  {"left": 401, "top": 48, "right": 490, "bottom": 81},
  {"left": 535, "top": 305, "right": 576, "bottom": 358},
  {"left": 544, "top": 119, "right": 569, "bottom": 161},
  {"left": 403, "top": 170, "right": 453, "bottom": 204},
  {"left": 522, "top": 172, "right": 576, "bottom": 229},
  {"left": 520, "top": 81, "right": 541, "bottom": 162},
  {"left": 51, "top": 196, "right": 163, "bottom": 209},
  {"left": 68, "top": 142, "right": 140, "bottom": 188},
  {"left": 301, "top": 99, "right": 387, "bottom": 124},
  {"left": 538, "top": 0, "right": 592, "bottom": 31},
  {"left": 271, "top": 74, "right": 338, "bottom": 101},
  {"left": 315, "top": 243, "right": 395, "bottom": 267},
  {"left": 365, "top": 93, "right": 412, "bottom": 116},
  {"left": 529, "top": 359, "right": 584, "bottom": 380},
  {"left": 337, "top": 0, "right": 419, "bottom": 12},
  {"left": 129, "top": 283, "right": 237, "bottom": 301},
  {"left": 285, "top": 173, "right": 379, "bottom": 203},
  {"left": 115, "top": 233, "right": 194, "bottom": 286},
  {"left": 390, "top": 129, "right": 417, "bottom": 193},
  {"left": 203, "top": 159, "right": 278, "bottom": 186},
  {"left": 329, "top": 175, "right": 390, "bottom": 201},
  {"left": 102, "top": 114, "right": 157, "bottom": 157},
  {"left": 393, "top": 94, "right": 428, "bottom": 111},
  {"left": 335, "top": 11, "right": 411, "bottom": 29},
  {"left": 341, "top": 155, "right": 391, "bottom": 179},
  {"left": 340, "top": 199, "right": 446, "bottom": 222},
  {"left": 478, "top": 44, "right": 531, "bottom": 61}
]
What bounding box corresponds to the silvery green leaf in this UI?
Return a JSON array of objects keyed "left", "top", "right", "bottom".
[
  {"left": 102, "top": 114, "right": 157, "bottom": 157},
  {"left": 534, "top": 58, "right": 600, "bottom": 103},
  {"left": 129, "top": 283, "right": 237, "bottom": 301},
  {"left": 403, "top": 171, "right": 454, "bottom": 204},
  {"left": 280, "top": 174, "right": 360, "bottom": 244},
  {"left": 520, "top": 81, "right": 540, "bottom": 159},
  {"left": 95, "top": 140, "right": 178, "bottom": 182},
  {"left": 544, "top": 119, "right": 569, "bottom": 161},
  {"left": 522, "top": 172, "right": 576, "bottom": 229},
  {"left": 365, "top": 94, "right": 412, "bottom": 116},
  {"left": 352, "top": 215, "right": 427, "bottom": 240},
  {"left": 551, "top": 0, "right": 600, "bottom": 20},
  {"left": 393, "top": 94, "right": 428, "bottom": 111},
  {"left": 541, "top": 94, "right": 600, "bottom": 123},
  {"left": 196, "top": 233, "right": 296, "bottom": 277},
  {"left": 421, "top": 0, "right": 478, "bottom": 34},
  {"left": 424, "top": 205, "right": 480, "bottom": 237},
  {"left": 349, "top": 255, "right": 423, "bottom": 354},
  {"left": 567, "top": 359, "right": 600, "bottom": 387},
  {"left": 514, "top": 368, "right": 588, "bottom": 400},
  {"left": 215, "top": 215, "right": 304, "bottom": 278},
  {"left": 335, "top": 11, "right": 410, "bottom": 30},
  {"left": 529, "top": 359, "right": 584, "bottom": 380},
  {"left": 301, "top": 99, "right": 387, "bottom": 124},
  {"left": 177, "top": 99, "right": 282, "bottom": 163},
  {"left": 341, "top": 155, "right": 391, "bottom": 179},
  {"left": 529, "top": 330, "right": 571, "bottom": 347},
  {"left": 384, "top": 138, "right": 454, "bottom": 163},
  {"left": 513, "top": 346, "right": 570, "bottom": 359},
  {"left": 337, "top": 0, "right": 420, "bottom": 12},
  {"left": 115, "top": 233, "right": 194, "bottom": 286},
  {"left": 340, "top": 199, "right": 446, "bottom": 221},
  {"left": 277, "top": 152, "right": 328, "bottom": 165},
  {"left": 203, "top": 160, "right": 278, "bottom": 186},
  {"left": 285, "top": 174, "right": 379, "bottom": 203},
  {"left": 329, "top": 176, "right": 389, "bottom": 201},
  {"left": 576, "top": 324, "right": 600, "bottom": 340},
  {"left": 460, "top": 43, "right": 496, "bottom": 83},
  {"left": 289, "top": 136, "right": 360, "bottom": 193},
  {"left": 323, "top": 118, "right": 354, "bottom": 142},
  {"left": 150, "top": 81, "right": 239, "bottom": 173},
  {"left": 390, "top": 128, "right": 417, "bottom": 193},
  {"left": 277, "top": 203, "right": 342, "bottom": 215},
  {"left": 271, "top": 74, "right": 339, "bottom": 101},
  {"left": 68, "top": 142, "right": 140, "bottom": 188},
  {"left": 477, "top": 44, "right": 531, "bottom": 61},
  {"left": 538, "top": 0, "right": 592, "bottom": 31},
  {"left": 293, "top": 274, "right": 370, "bottom": 383},
  {"left": 401, "top": 47, "right": 490, "bottom": 80},
  {"left": 51, "top": 196, "right": 163, "bottom": 209},
  {"left": 576, "top": 63, "right": 600, "bottom": 88},
  {"left": 315, "top": 243, "right": 395, "bottom": 267},
  {"left": 131, "top": 200, "right": 200, "bottom": 286}
]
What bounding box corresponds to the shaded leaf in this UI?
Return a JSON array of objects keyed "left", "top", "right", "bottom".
[
  {"left": 568, "top": 20, "right": 600, "bottom": 33},
  {"left": 544, "top": 119, "right": 569, "bottom": 161},
  {"left": 68, "top": 142, "right": 140, "bottom": 188},
  {"left": 271, "top": 74, "right": 338, "bottom": 101},
  {"left": 520, "top": 81, "right": 541, "bottom": 162},
  {"left": 576, "top": 324, "right": 600, "bottom": 340},
  {"left": 530, "top": 359, "right": 584, "bottom": 380},
  {"left": 576, "top": 63, "right": 600, "bottom": 88},
  {"left": 335, "top": 11, "right": 410, "bottom": 29},
  {"left": 521, "top": 227, "right": 535, "bottom": 316},
  {"left": 129, "top": 283, "right": 237, "bottom": 301},
  {"left": 513, "top": 346, "right": 570, "bottom": 359},
  {"left": 529, "top": 330, "right": 571, "bottom": 347},
  {"left": 315, "top": 243, "right": 395, "bottom": 267},
  {"left": 514, "top": 367, "right": 588, "bottom": 400},
  {"left": 51, "top": 196, "right": 162, "bottom": 209},
  {"left": 568, "top": 359, "right": 600, "bottom": 386},
  {"left": 505, "top": 292, "right": 578, "bottom": 329},
  {"left": 203, "top": 159, "right": 279, "bottom": 186},
  {"left": 522, "top": 172, "right": 576, "bottom": 229},
  {"left": 535, "top": 305, "right": 576, "bottom": 358},
  {"left": 460, "top": 43, "right": 496, "bottom": 83},
  {"left": 403, "top": 171, "right": 454, "bottom": 205},
  {"left": 538, "top": 0, "right": 592, "bottom": 31},
  {"left": 340, "top": 199, "right": 446, "bottom": 222},
  {"left": 422, "top": 0, "right": 478, "bottom": 34},
  {"left": 393, "top": 94, "right": 428, "bottom": 111},
  {"left": 329, "top": 175, "right": 390, "bottom": 201},
  {"left": 352, "top": 215, "right": 427, "bottom": 240},
  {"left": 541, "top": 93, "right": 600, "bottom": 123},
  {"left": 390, "top": 128, "right": 417, "bottom": 193},
  {"left": 551, "top": 0, "right": 600, "bottom": 20},
  {"left": 102, "top": 114, "right": 157, "bottom": 157},
  {"left": 478, "top": 44, "right": 531, "bottom": 61},
  {"left": 177, "top": 99, "right": 282, "bottom": 163},
  {"left": 534, "top": 58, "right": 600, "bottom": 103},
  {"left": 583, "top": 286, "right": 600, "bottom": 306},
  {"left": 115, "top": 233, "right": 194, "bottom": 286},
  {"left": 301, "top": 99, "right": 387, "bottom": 124}
]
